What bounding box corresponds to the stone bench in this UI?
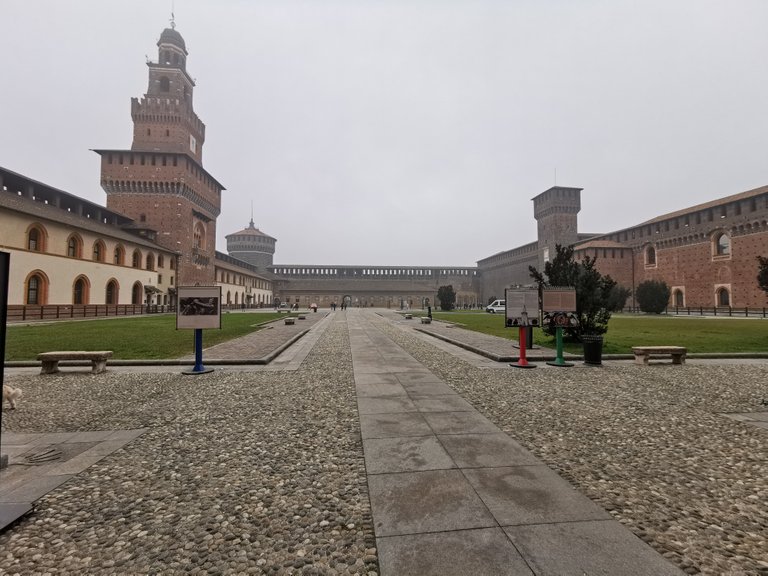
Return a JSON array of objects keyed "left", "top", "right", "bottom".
[
  {"left": 37, "top": 351, "right": 113, "bottom": 375},
  {"left": 632, "top": 346, "right": 687, "bottom": 365},
  {"left": 420, "top": 317, "right": 432, "bottom": 324},
  {"left": 404, "top": 313, "right": 413, "bottom": 320},
  {"left": 298, "top": 315, "right": 306, "bottom": 320},
  {"left": 284, "top": 317, "right": 296, "bottom": 325}
]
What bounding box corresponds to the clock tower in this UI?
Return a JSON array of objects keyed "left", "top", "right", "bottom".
[{"left": 94, "top": 22, "right": 223, "bottom": 285}]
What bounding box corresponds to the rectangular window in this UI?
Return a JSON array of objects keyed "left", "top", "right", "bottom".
[
  {"left": 190, "top": 135, "right": 197, "bottom": 153},
  {"left": 158, "top": 274, "right": 163, "bottom": 284}
]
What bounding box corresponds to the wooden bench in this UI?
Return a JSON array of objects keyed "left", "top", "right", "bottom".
[
  {"left": 37, "top": 351, "right": 113, "bottom": 375},
  {"left": 420, "top": 317, "right": 432, "bottom": 324},
  {"left": 632, "top": 346, "right": 687, "bottom": 365}
]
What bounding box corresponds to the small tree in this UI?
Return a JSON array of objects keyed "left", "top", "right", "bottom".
[
  {"left": 529, "top": 244, "right": 626, "bottom": 337},
  {"left": 437, "top": 285, "right": 456, "bottom": 311},
  {"left": 758, "top": 256, "right": 768, "bottom": 295},
  {"left": 635, "top": 280, "right": 671, "bottom": 314}
]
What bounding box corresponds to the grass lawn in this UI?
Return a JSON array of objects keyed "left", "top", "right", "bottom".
[
  {"left": 426, "top": 311, "right": 768, "bottom": 354},
  {"left": 5, "top": 312, "right": 288, "bottom": 360}
]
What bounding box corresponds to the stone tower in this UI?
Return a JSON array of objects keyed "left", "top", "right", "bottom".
[
  {"left": 532, "top": 186, "right": 582, "bottom": 271},
  {"left": 94, "top": 23, "right": 224, "bottom": 285},
  {"left": 226, "top": 219, "right": 277, "bottom": 270}
]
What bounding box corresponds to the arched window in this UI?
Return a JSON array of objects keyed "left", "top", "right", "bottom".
[
  {"left": 106, "top": 279, "right": 119, "bottom": 305},
  {"left": 93, "top": 240, "right": 106, "bottom": 262},
  {"left": 160, "top": 76, "right": 170, "bottom": 92},
  {"left": 132, "top": 249, "right": 142, "bottom": 269},
  {"left": 66, "top": 234, "right": 82, "bottom": 258},
  {"left": 114, "top": 245, "right": 125, "bottom": 265},
  {"left": 158, "top": 254, "right": 165, "bottom": 268},
  {"left": 146, "top": 253, "right": 155, "bottom": 271},
  {"left": 132, "top": 282, "right": 143, "bottom": 305},
  {"left": 73, "top": 276, "right": 89, "bottom": 305},
  {"left": 717, "top": 287, "right": 730, "bottom": 306},
  {"left": 673, "top": 289, "right": 684, "bottom": 307},
  {"left": 25, "top": 271, "right": 48, "bottom": 305},
  {"left": 193, "top": 222, "right": 206, "bottom": 250},
  {"left": 27, "top": 225, "right": 45, "bottom": 252},
  {"left": 714, "top": 233, "right": 731, "bottom": 256},
  {"left": 645, "top": 246, "right": 656, "bottom": 266}
]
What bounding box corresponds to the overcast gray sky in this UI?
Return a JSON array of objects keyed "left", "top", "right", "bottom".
[{"left": 1, "top": 1, "right": 766, "bottom": 267}]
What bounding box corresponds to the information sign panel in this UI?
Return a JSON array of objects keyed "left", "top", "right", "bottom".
[
  {"left": 177, "top": 286, "right": 222, "bottom": 329},
  {"left": 504, "top": 288, "right": 539, "bottom": 327},
  {"left": 541, "top": 287, "right": 579, "bottom": 329}
]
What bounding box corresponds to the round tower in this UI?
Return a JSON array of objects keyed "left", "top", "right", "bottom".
[{"left": 226, "top": 219, "right": 276, "bottom": 270}]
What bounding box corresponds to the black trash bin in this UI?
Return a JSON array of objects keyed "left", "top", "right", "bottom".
[{"left": 581, "top": 334, "right": 603, "bottom": 366}]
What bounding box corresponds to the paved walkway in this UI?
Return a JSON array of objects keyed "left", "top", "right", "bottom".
[{"left": 347, "top": 310, "right": 683, "bottom": 575}]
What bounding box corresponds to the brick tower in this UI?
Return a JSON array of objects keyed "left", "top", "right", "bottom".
[
  {"left": 95, "top": 22, "right": 223, "bottom": 285},
  {"left": 532, "top": 186, "right": 582, "bottom": 270},
  {"left": 226, "top": 219, "right": 277, "bottom": 270}
]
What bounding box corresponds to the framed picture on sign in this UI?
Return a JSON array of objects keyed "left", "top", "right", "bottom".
[
  {"left": 504, "top": 288, "right": 539, "bottom": 327},
  {"left": 177, "top": 286, "right": 222, "bottom": 329}
]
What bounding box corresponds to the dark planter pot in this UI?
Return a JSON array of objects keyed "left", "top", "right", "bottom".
[{"left": 581, "top": 334, "right": 604, "bottom": 366}]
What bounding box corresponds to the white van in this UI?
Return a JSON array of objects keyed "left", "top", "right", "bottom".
[{"left": 485, "top": 299, "right": 505, "bottom": 313}]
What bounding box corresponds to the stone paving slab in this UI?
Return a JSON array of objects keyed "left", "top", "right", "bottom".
[
  {"left": 377, "top": 528, "right": 534, "bottom": 576},
  {"left": 437, "top": 432, "right": 541, "bottom": 468},
  {"left": 0, "top": 429, "right": 147, "bottom": 505},
  {"left": 362, "top": 436, "right": 456, "bottom": 474},
  {"left": 368, "top": 469, "right": 498, "bottom": 537},
  {"left": 463, "top": 465, "right": 612, "bottom": 525},
  {"left": 503, "top": 520, "right": 686, "bottom": 576}
]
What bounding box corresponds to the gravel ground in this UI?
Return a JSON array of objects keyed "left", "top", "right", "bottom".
[
  {"left": 373, "top": 316, "right": 768, "bottom": 576},
  {"left": 1, "top": 323, "right": 378, "bottom": 576},
  {"left": 3, "top": 312, "right": 768, "bottom": 575}
]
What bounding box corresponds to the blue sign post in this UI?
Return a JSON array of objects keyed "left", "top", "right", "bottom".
[{"left": 177, "top": 286, "right": 220, "bottom": 375}]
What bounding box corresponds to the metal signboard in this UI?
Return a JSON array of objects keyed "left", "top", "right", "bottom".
[
  {"left": 541, "top": 287, "right": 579, "bottom": 329},
  {"left": 504, "top": 288, "right": 539, "bottom": 327},
  {"left": 177, "top": 286, "right": 222, "bottom": 330}
]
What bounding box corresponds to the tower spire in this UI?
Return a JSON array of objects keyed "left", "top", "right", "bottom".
[
  {"left": 249, "top": 201, "right": 255, "bottom": 229},
  {"left": 170, "top": 0, "right": 176, "bottom": 29}
]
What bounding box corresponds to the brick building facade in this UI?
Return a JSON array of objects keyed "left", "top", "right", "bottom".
[
  {"left": 476, "top": 184, "right": 768, "bottom": 309},
  {"left": 574, "top": 185, "right": 768, "bottom": 308}
]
